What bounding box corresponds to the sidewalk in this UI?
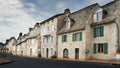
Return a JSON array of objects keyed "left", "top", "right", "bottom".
[
  {"left": 42, "top": 58, "right": 120, "bottom": 65},
  {"left": 14, "top": 55, "right": 120, "bottom": 65},
  {"left": 0, "top": 58, "right": 13, "bottom": 65}
]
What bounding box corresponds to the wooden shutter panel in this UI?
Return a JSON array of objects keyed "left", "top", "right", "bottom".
[
  {"left": 62, "top": 35, "right": 64, "bottom": 42},
  {"left": 93, "top": 27, "right": 96, "bottom": 38},
  {"left": 72, "top": 34, "right": 75, "bottom": 42},
  {"left": 93, "top": 43, "right": 97, "bottom": 54},
  {"left": 66, "top": 35, "right": 67, "bottom": 42},
  {"left": 79, "top": 32, "right": 82, "bottom": 41},
  {"left": 104, "top": 43, "right": 108, "bottom": 54},
  {"left": 101, "top": 26, "right": 104, "bottom": 36}
]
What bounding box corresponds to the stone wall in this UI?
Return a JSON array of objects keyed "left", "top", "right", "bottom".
[
  {"left": 91, "top": 23, "right": 117, "bottom": 60},
  {"left": 58, "top": 30, "right": 86, "bottom": 60}
]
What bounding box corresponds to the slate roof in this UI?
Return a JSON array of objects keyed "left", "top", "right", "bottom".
[
  {"left": 90, "top": 1, "right": 116, "bottom": 26},
  {"left": 58, "top": 3, "right": 99, "bottom": 34}
]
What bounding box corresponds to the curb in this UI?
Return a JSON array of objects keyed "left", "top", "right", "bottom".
[{"left": 0, "top": 60, "right": 14, "bottom": 65}]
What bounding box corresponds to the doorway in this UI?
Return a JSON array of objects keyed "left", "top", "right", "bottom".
[
  {"left": 75, "top": 48, "right": 79, "bottom": 59},
  {"left": 63, "top": 48, "right": 69, "bottom": 58},
  {"left": 46, "top": 48, "right": 49, "bottom": 58}
]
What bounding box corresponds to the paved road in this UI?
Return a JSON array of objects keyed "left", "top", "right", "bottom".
[{"left": 0, "top": 55, "right": 120, "bottom": 68}]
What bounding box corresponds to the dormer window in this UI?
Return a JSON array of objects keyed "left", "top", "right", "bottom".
[
  {"left": 65, "top": 17, "right": 71, "bottom": 30},
  {"left": 94, "top": 8, "right": 103, "bottom": 22}
]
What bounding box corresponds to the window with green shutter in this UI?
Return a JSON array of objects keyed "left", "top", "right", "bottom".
[
  {"left": 62, "top": 35, "right": 67, "bottom": 42},
  {"left": 72, "top": 34, "right": 75, "bottom": 42},
  {"left": 93, "top": 43, "right": 108, "bottom": 54},
  {"left": 93, "top": 43, "right": 97, "bottom": 54},
  {"left": 104, "top": 43, "right": 108, "bottom": 54},
  {"left": 72, "top": 32, "right": 82, "bottom": 42},
  {"left": 93, "top": 26, "right": 104, "bottom": 37},
  {"left": 79, "top": 32, "right": 82, "bottom": 41}
]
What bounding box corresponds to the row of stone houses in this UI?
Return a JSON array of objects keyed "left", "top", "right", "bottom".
[{"left": 5, "top": 0, "right": 120, "bottom": 60}]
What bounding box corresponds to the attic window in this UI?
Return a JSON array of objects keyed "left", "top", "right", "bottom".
[
  {"left": 94, "top": 8, "right": 103, "bottom": 22},
  {"left": 65, "top": 17, "right": 71, "bottom": 30}
]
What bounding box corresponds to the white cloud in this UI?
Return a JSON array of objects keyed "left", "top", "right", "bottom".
[
  {"left": 88, "top": 0, "right": 114, "bottom": 6},
  {"left": 0, "top": 0, "right": 36, "bottom": 43},
  {"left": 56, "top": 2, "right": 67, "bottom": 12},
  {"left": 25, "top": 3, "right": 37, "bottom": 12}
]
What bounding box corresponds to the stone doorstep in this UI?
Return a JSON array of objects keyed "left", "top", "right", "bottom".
[{"left": 0, "top": 58, "right": 13, "bottom": 64}]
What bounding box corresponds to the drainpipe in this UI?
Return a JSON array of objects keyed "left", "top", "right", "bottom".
[{"left": 115, "top": 17, "right": 119, "bottom": 52}]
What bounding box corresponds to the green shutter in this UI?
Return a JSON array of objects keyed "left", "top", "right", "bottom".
[
  {"left": 62, "top": 35, "right": 64, "bottom": 42},
  {"left": 104, "top": 43, "right": 108, "bottom": 54},
  {"left": 93, "top": 43, "right": 97, "bottom": 54},
  {"left": 79, "top": 32, "right": 82, "bottom": 41},
  {"left": 93, "top": 27, "right": 96, "bottom": 38},
  {"left": 100, "top": 26, "right": 104, "bottom": 37},
  {"left": 65, "top": 35, "right": 67, "bottom": 42},
  {"left": 72, "top": 34, "right": 75, "bottom": 42}
]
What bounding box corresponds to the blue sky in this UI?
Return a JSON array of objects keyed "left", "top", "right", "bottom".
[{"left": 0, "top": 0, "right": 114, "bottom": 43}]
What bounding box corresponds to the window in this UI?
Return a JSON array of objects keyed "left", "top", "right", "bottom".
[
  {"left": 73, "top": 32, "right": 82, "bottom": 41},
  {"left": 42, "top": 38, "right": 44, "bottom": 44},
  {"left": 42, "top": 48, "right": 44, "bottom": 54},
  {"left": 32, "top": 39, "right": 34, "bottom": 44},
  {"left": 94, "top": 8, "right": 103, "bottom": 22},
  {"left": 47, "top": 26, "right": 49, "bottom": 32},
  {"left": 51, "top": 36, "right": 53, "bottom": 43},
  {"left": 93, "top": 43, "right": 108, "bottom": 54},
  {"left": 93, "top": 26, "right": 104, "bottom": 37},
  {"left": 65, "top": 17, "right": 70, "bottom": 30},
  {"left": 96, "top": 12, "right": 102, "bottom": 21},
  {"left": 98, "top": 43, "right": 103, "bottom": 53},
  {"left": 51, "top": 48, "right": 53, "bottom": 56},
  {"left": 62, "top": 35, "right": 67, "bottom": 42},
  {"left": 47, "top": 37, "right": 48, "bottom": 43},
  {"left": 52, "top": 25, "right": 54, "bottom": 31}
]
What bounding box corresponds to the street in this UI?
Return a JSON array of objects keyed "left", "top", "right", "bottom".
[{"left": 0, "top": 55, "right": 120, "bottom": 68}]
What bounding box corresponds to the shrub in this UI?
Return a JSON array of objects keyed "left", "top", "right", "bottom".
[{"left": 51, "top": 55, "right": 57, "bottom": 59}]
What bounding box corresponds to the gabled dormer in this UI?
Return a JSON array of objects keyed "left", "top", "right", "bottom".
[
  {"left": 64, "top": 17, "right": 71, "bottom": 30},
  {"left": 94, "top": 7, "right": 103, "bottom": 22}
]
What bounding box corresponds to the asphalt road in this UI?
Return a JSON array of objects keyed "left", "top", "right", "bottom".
[{"left": 0, "top": 55, "right": 120, "bottom": 68}]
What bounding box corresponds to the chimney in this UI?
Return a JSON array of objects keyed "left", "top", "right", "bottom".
[
  {"left": 19, "top": 32, "right": 22, "bottom": 37},
  {"left": 64, "top": 8, "right": 70, "bottom": 14},
  {"left": 29, "top": 28, "right": 33, "bottom": 32}
]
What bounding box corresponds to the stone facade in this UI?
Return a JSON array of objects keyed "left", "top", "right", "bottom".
[
  {"left": 58, "top": 30, "right": 85, "bottom": 60},
  {"left": 5, "top": 37, "right": 16, "bottom": 54},
  {"left": 16, "top": 23, "right": 41, "bottom": 57},
  {"left": 40, "top": 13, "right": 67, "bottom": 58}
]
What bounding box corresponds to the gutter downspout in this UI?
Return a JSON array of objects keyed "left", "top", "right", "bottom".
[{"left": 115, "top": 17, "right": 119, "bottom": 52}]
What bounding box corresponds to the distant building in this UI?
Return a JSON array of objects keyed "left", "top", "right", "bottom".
[
  {"left": 5, "top": 37, "right": 16, "bottom": 54},
  {"left": 0, "top": 42, "right": 4, "bottom": 52},
  {"left": 16, "top": 23, "right": 41, "bottom": 57}
]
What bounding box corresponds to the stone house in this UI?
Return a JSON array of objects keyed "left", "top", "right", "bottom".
[
  {"left": 16, "top": 32, "right": 24, "bottom": 56},
  {"left": 26, "top": 23, "right": 41, "bottom": 57},
  {"left": 57, "top": 3, "right": 99, "bottom": 60},
  {"left": 40, "top": 10, "right": 68, "bottom": 58},
  {"left": 5, "top": 37, "right": 16, "bottom": 54},
  {"left": 57, "top": 0, "right": 120, "bottom": 60}
]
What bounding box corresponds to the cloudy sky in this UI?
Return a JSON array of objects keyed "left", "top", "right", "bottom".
[{"left": 0, "top": 0, "right": 114, "bottom": 43}]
